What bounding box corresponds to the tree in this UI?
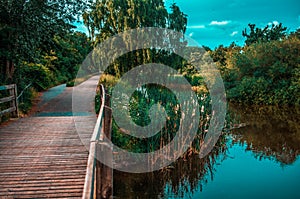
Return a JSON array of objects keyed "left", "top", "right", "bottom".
[
  {"left": 289, "top": 28, "right": 300, "bottom": 40},
  {"left": 242, "top": 23, "right": 287, "bottom": 45},
  {"left": 83, "top": 0, "right": 172, "bottom": 43},
  {"left": 226, "top": 35, "right": 300, "bottom": 105},
  {"left": 42, "top": 31, "right": 92, "bottom": 82},
  {"left": 82, "top": 0, "right": 188, "bottom": 77},
  {"left": 0, "top": 0, "right": 88, "bottom": 82}
]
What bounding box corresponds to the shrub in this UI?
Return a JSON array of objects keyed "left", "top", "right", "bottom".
[
  {"left": 226, "top": 36, "right": 300, "bottom": 106},
  {"left": 18, "top": 62, "right": 54, "bottom": 91}
]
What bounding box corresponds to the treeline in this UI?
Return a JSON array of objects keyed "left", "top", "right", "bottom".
[
  {"left": 82, "top": 0, "right": 187, "bottom": 78},
  {"left": 208, "top": 24, "right": 300, "bottom": 106},
  {"left": 1, "top": 0, "right": 299, "bottom": 117},
  {"left": 0, "top": 0, "right": 92, "bottom": 113}
]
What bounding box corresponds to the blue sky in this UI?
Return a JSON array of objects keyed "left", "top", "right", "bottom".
[
  {"left": 166, "top": 0, "right": 300, "bottom": 48},
  {"left": 75, "top": 0, "right": 300, "bottom": 49}
]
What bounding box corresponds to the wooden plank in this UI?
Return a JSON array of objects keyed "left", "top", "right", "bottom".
[
  {"left": 0, "top": 116, "right": 94, "bottom": 198},
  {"left": 0, "top": 82, "right": 111, "bottom": 198},
  {"left": 0, "top": 84, "right": 15, "bottom": 91},
  {"left": 0, "top": 95, "right": 14, "bottom": 104},
  {"left": 0, "top": 84, "right": 18, "bottom": 117},
  {"left": 0, "top": 107, "right": 16, "bottom": 116}
]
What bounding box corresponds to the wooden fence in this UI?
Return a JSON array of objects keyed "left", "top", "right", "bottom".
[
  {"left": 0, "top": 84, "right": 18, "bottom": 118},
  {"left": 82, "top": 84, "right": 113, "bottom": 199}
]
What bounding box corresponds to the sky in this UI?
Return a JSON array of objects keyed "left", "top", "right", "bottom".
[
  {"left": 75, "top": 0, "right": 300, "bottom": 49},
  {"left": 166, "top": 0, "right": 300, "bottom": 49}
]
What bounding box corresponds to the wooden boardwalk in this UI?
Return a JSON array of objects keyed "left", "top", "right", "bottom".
[{"left": 0, "top": 76, "right": 99, "bottom": 198}]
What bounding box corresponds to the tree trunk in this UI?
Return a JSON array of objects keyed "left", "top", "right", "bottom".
[{"left": 6, "top": 60, "right": 14, "bottom": 81}]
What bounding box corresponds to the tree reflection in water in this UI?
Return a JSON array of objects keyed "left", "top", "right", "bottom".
[
  {"left": 113, "top": 140, "right": 227, "bottom": 198},
  {"left": 112, "top": 84, "right": 228, "bottom": 198},
  {"left": 113, "top": 105, "right": 300, "bottom": 198},
  {"left": 229, "top": 104, "right": 300, "bottom": 165}
]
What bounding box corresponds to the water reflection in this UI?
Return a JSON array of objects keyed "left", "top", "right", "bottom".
[
  {"left": 113, "top": 105, "right": 300, "bottom": 198},
  {"left": 113, "top": 148, "right": 226, "bottom": 198},
  {"left": 229, "top": 104, "right": 300, "bottom": 165}
]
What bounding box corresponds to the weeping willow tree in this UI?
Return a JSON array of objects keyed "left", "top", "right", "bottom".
[
  {"left": 83, "top": 0, "right": 188, "bottom": 77},
  {"left": 89, "top": 0, "right": 226, "bottom": 169},
  {"left": 89, "top": 0, "right": 190, "bottom": 152}
]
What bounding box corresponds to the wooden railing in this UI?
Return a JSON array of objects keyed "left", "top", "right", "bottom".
[
  {"left": 83, "top": 85, "right": 113, "bottom": 199},
  {"left": 0, "top": 84, "right": 18, "bottom": 118}
]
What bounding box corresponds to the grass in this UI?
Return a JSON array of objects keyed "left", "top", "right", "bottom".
[{"left": 66, "top": 73, "right": 100, "bottom": 87}]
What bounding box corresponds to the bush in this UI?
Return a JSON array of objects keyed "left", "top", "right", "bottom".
[
  {"left": 226, "top": 36, "right": 300, "bottom": 106},
  {"left": 18, "top": 62, "right": 54, "bottom": 91},
  {"left": 18, "top": 88, "right": 38, "bottom": 114},
  {"left": 66, "top": 80, "right": 76, "bottom": 87},
  {"left": 99, "top": 74, "right": 119, "bottom": 91}
]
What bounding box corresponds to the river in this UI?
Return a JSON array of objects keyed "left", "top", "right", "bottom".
[{"left": 113, "top": 105, "right": 300, "bottom": 198}]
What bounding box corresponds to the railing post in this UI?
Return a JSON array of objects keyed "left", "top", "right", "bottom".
[
  {"left": 0, "top": 84, "right": 18, "bottom": 118},
  {"left": 105, "top": 93, "right": 110, "bottom": 107},
  {"left": 103, "top": 106, "right": 112, "bottom": 139},
  {"left": 12, "top": 85, "right": 18, "bottom": 117},
  {"left": 95, "top": 142, "right": 113, "bottom": 198},
  {"left": 96, "top": 104, "right": 113, "bottom": 199},
  {"left": 96, "top": 157, "right": 101, "bottom": 199}
]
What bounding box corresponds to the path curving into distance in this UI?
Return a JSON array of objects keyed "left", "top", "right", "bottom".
[{"left": 0, "top": 75, "right": 100, "bottom": 198}]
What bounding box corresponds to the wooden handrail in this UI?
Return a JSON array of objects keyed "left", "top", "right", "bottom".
[
  {"left": 83, "top": 85, "right": 112, "bottom": 199},
  {"left": 0, "top": 84, "right": 18, "bottom": 118}
]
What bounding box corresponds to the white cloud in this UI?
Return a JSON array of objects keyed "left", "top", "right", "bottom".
[
  {"left": 268, "top": 21, "right": 280, "bottom": 26},
  {"left": 187, "top": 25, "right": 206, "bottom": 29},
  {"left": 230, "top": 31, "right": 238, "bottom": 37},
  {"left": 273, "top": 21, "right": 279, "bottom": 26},
  {"left": 209, "top": 20, "right": 231, "bottom": 26}
]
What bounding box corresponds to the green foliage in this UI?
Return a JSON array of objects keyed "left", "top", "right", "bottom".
[
  {"left": 18, "top": 87, "right": 38, "bottom": 114},
  {"left": 99, "top": 74, "right": 119, "bottom": 90},
  {"left": 98, "top": 81, "right": 214, "bottom": 154},
  {"left": 0, "top": 1, "right": 92, "bottom": 117},
  {"left": 111, "top": 84, "right": 181, "bottom": 153},
  {"left": 242, "top": 23, "right": 287, "bottom": 45},
  {"left": 225, "top": 32, "right": 300, "bottom": 105},
  {"left": 227, "top": 76, "right": 270, "bottom": 104},
  {"left": 187, "top": 74, "right": 205, "bottom": 87},
  {"left": 16, "top": 62, "right": 54, "bottom": 91},
  {"left": 83, "top": 0, "right": 188, "bottom": 77},
  {"left": 66, "top": 80, "right": 76, "bottom": 87},
  {"left": 42, "top": 32, "right": 92, "bottom": 82},
  {"left": 83, "top": 0, "right": 173, "bottom": 42},
  {"left": 201, "top": 25, "right": 299, "bottom": 106},
  {"left": 0, "top": 0, "right": 87, "bottom": 61},
  {"left": 94, "top": 93, "right": 101, "bottom": 115}
]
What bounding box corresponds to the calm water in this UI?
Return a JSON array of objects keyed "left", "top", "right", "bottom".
[{"left": 114, "top": 106, "right": 300, "bottom": 198}]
